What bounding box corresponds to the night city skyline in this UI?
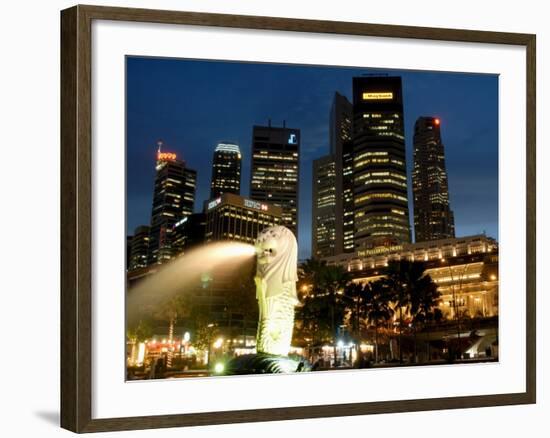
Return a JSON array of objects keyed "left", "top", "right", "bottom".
[{"left": 126, "top": 56, "right": 499, "bottom": 260}]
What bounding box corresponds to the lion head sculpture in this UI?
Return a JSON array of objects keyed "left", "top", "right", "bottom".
[{"left": 255, "top": 226, "right": 298, "bottom": 299}]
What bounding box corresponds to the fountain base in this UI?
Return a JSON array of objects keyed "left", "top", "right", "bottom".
[{"left": 222, "top": 353, "right": 310, "bottom": 375}]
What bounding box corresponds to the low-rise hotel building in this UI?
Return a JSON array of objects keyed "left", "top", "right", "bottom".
[{"left": 324, "top": 234, "right": 499, "bottom": 319}]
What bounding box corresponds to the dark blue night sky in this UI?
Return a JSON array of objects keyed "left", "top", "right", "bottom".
[{"left": 126, "top": 57, "right": 499, "bottom": 260}]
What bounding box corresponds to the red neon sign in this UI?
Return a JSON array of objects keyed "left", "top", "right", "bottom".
[{"left": 157, "top": 152, "right": 177, "bottom": 161}]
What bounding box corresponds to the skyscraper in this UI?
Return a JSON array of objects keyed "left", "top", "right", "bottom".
[
  {"left": 352, "top": 76, "right": 410, "bottom": 248},
  {"left": 250, "top": 123, "right": 300, "bottom": 237},
  {"left": 128, "top": 225, "right": 150, "bottom": 271},
  {"left": 171, "top": 213, "right": 206, "bottom": 256},
  {"left": 412, "top": 117, "right": 455, "bottom": 242},
  {"left": 330, "top": 92, "right": 355, "bottom": 254},
  {"left": 312, "top": 155, "right": 337, "bottom": 258},
  {"left": 210, "top": 142, "right": 242, "bottom": 198},
  {"left": 148, "top": 145, "right": 197, "bottom": 265}
]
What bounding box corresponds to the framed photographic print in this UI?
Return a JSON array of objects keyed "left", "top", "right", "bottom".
[{"left": 60, "top": 4, "right": 536, "bottom": 433}]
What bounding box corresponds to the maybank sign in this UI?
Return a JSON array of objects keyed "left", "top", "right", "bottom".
[{"left": 362, "top": 92, "right": 393, "bottom": 100}]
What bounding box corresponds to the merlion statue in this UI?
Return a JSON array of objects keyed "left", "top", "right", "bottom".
[
  {"left": 254, "top": 226, "right": 299, "bottom": 356},
  {"left": 220, "top": 226, "right": 310, "bottom": 374}
]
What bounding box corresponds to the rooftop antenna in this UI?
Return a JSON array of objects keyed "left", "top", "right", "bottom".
[
  {"left": 283, "top": 119, "right": 286, "bottom": 128},
  {"left": 157, "top": 140, "right": 163, "bottom": 154},
  {"left": 268, "top": 118, "right": 271, "bottom": 128}
]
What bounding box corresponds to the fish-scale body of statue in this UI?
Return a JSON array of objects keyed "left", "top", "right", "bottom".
[{"left": 254, "top": 226, "right": 299, "bottom": 356}]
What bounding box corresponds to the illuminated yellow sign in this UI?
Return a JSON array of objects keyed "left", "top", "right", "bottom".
[{"left": 362, "top": 92, "right": 393, "bottom": 100}]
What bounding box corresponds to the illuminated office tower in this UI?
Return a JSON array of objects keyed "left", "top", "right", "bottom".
[
  {"left": 352, "top": 76, "right": 411, "bottom": 248},
  {"left": 412, "top": 117, "right": 455, "bottom": 242},
  {"left": 128, "top": 225, "right": 150, "bottom": 271},
  {"left": 330, "top": 92, "right": 355, "bottom": 254},
  {"left": 148, "top": 144, "right": 197, "bottom": 265},
  {"left": 210, "top": 142, "right": 242, "bottom": 198},
  {"left": 312, "top": 155, "right": 337, "bottom": 259},
  {"left": 171, "top": 213, "right": 206, "bottom": 256},
  {"left": 204, "top": 193, "right": 282, "bottom": 244},
  {"left": 250, "top": 122, "right": 300, "bottom": 237}
]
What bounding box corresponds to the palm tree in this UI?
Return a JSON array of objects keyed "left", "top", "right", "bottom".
[
  {"left": 342, "top": 282, "right": 368, "bottom": 364},
  {"left": 296, "top": 259, "right": 330, "bottom": 357},
  {"left": 317, "top": 264, "right": 352, "bottom": 366},
  {"left": 383, "top": 260, "right": 427, "bottom": 363},
  {"left": 409, "top": 273, "right": 440, "bottom": 362},
  {"left": 419, "top": 305, "right": 443, "bottom": 362},
  {"left": 126, "top": 319, "right": 153, "bottom": 366},
  {"left": 298, "top": 258, "right": 326, "bottom": 295},
  {"left": 342, "top": 282, "right": 366, "bottom": 342},
  {"left": 192, "top": 317, "right": 219, "bottom": 367},
  {"left": 154, "top": 292, "right": 191, "bottom": 368},
  {"left": 364, "top": 280, "right": 394, "bottom": 363},
  {"left": 294, "top": 293, "right": 333, "bottom": 352},
  {"left": 297, "top": 260, "right": 351, "bottom": 366}
]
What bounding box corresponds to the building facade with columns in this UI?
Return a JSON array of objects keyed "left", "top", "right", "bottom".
[{"left": 324, "top": 234, "right": 499, "bottom": 319}]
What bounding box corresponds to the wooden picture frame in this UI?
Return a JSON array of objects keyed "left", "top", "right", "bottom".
[{"left": 60, "top": 4, "right": 536, "bottom": 433}]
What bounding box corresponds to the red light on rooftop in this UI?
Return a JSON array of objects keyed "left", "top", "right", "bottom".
[{"left": 434, "top": 118, "right": 440, "bottom": 125}]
